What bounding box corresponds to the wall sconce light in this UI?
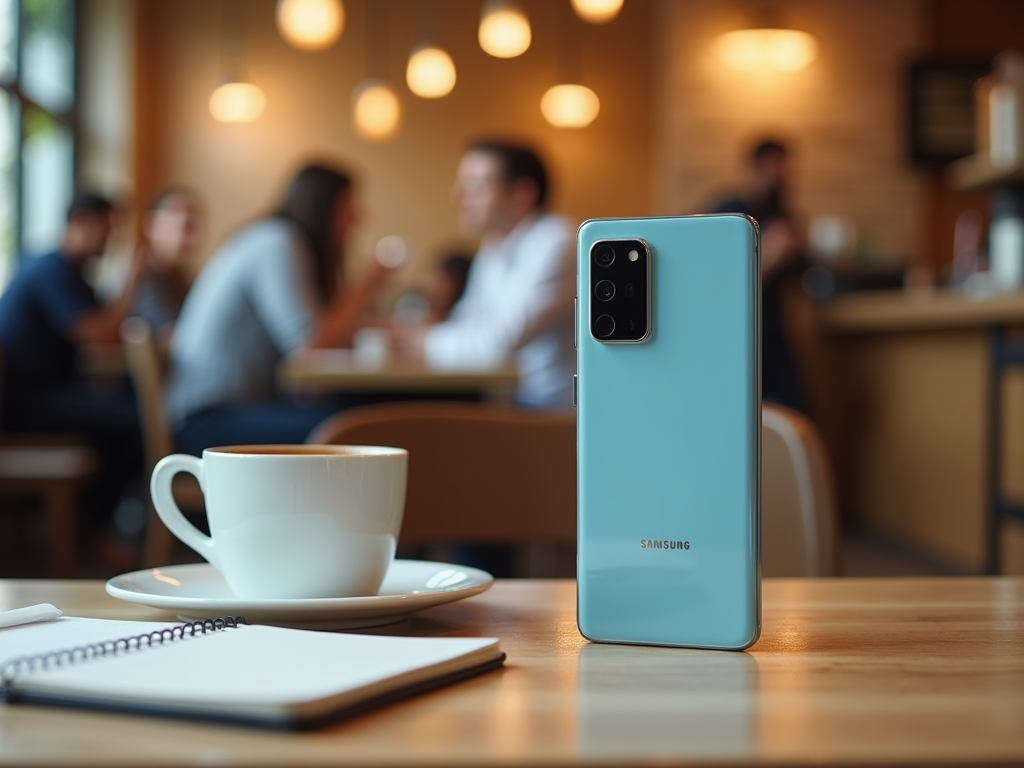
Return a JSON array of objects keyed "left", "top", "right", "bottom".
[
  {"left": 571, "top": 0, "right": 624, "bottom": 24},
  {"left": 715, "top": 27, "right": 818, "bottom": 72},
  {"left": 406, "top": 45, "right": 457, "bottom": 98},
  {"left": 541, "top": 83, "right": 600, "bottom": 128},
  {"left": 209, "top": 81, "right": 267, "bottom": 123},
  {"left": 353, "top": 80, "right": 402, "bottom": 141},
  {"left": 276, "top": 0, "right": 344, "bottom": 51},
  {"left": 479, "top": 0, "right": 531, "bottom": 59}
]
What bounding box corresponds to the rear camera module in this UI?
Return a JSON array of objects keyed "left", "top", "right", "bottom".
[
  {"left": 594, "top": 244, "right": 615, "bottom": 268},
  {"left": 588, "top": 238, "right": 648, "bottom": 343},
  {"left": 594, "top": 314, "right": 616, "bottom": 338},
  {"left": 594, "top": 280, "right": 616, "bottom": 302}
]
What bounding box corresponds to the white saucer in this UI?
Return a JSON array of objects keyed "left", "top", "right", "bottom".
[{"left": 105, "top": 560, "right": 494, "bottom": 630}]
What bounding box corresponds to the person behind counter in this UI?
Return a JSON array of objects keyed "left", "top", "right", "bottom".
[
  {"left": 709, "top": 139, "right": 805, "bottom": 413},
  {"left": 395, "top": 140, "right": 575, "bottom": 410},
  {"left": 166, "top": 163, "right": 390, "bottom": 456},
  {"left": 0, "top": 191, "right": 145, "bottom": 530}
]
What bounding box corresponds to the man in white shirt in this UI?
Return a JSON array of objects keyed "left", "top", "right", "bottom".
[{"left": 406, "top": 141, "right": 575, "bottom": 409}]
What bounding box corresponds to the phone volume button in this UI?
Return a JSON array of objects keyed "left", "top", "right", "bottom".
[
  {"left": 573, "top": 374, "right": 577, "bottom": 408},
  {"left": 574, "top": 297, "right": 578, "bottom": 349}
]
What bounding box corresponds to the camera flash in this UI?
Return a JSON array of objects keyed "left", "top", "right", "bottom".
[{"left": 628, "top": 249, "right": 639, "bottom": 262}]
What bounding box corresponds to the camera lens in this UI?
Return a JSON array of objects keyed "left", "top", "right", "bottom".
[
  {"left": 595, "top": 280, "right": 616, "bottom": 302},
  {"left": 594, "top": 244, "right": 615, "bottom": 268},
  {"left": 594, "top": 314, "right": 616, "bottom": 338}
]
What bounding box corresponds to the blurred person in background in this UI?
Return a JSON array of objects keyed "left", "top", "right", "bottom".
[
  {"left": 166, "top": 163, "right": 389, "bottom": 456},
  {"left": 131, "top": 188, "right": 201, "bottom": 347},
  {"left": 709, "top": 139, "right": 805, "bottom": 413},
  {"left": 0, "top": 191, "right": 145, "bottom": 536},
  {"left": 396, "top": 140, "right": 575, "bottom": 410},
  {"left": 393, "top": 251, "right": 474, "bottom": 327},
  {"left": 425, "top": 252, "right": 473, "bottom": 322}
]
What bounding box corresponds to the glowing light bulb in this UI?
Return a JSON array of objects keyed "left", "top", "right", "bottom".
[
  {"left": 715, "top": 29, "right": 818, "bottom": 73},
  {"left": 571, "top": 0, "right": 624, "bottom": 24},
  {"left": 209, "top": 82, "right": 266, "bottom": 123},
  {"left": 353, "top": 80, "right": 401, "bottom": 142},
  {"left": 541, "top": 84, "right": 600, "bottom": 128},
  {"left": 276, "top": 0, "right": 344, "bottom": 51},
  {"left": 479, "top": 1, "right": 531, "bottom": 59},
  {"left": 406, "top": 46, "right": 457, "bottom": 98}
]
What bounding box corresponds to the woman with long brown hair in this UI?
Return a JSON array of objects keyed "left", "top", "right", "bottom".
[{"left": 165, "top": 163, "right": 386, "bottom": 456}]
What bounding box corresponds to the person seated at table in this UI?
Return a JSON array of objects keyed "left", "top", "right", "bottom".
[
  {"left": 426, "top": 251, "right": 473, "bottom": 322},
  {"left": 166, "top": 163, "right": 389, "bottom": 456},
  {"left": 131, "top": 187, "right": 202, "bottom": 347},
  {"left": 0, "top": 191, "right": 146, "bottom": 531},
  {"left": 391, "top": 250, "right": 473, "bottom": 327},
  {"left": 396, "top": 140, "right": 575, "bottom": 410}
]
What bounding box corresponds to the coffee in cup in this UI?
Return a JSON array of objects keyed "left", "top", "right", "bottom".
[{"left": 150, "top": 445, "right": 407, "bottom": 600}]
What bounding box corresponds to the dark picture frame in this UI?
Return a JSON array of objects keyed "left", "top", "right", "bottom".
[{"left": 907, "top": 61, "right": 990, "bottom": 164}]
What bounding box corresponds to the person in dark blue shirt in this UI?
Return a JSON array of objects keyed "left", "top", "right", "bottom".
[
  {"left": 709, "top": 139, "right": 806, "bottom": 413},
  {"left": 0, "top": 192, "right": 148, "bottom": 539}
]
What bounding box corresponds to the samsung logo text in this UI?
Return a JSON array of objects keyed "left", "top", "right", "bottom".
[{"left": 640, "top": 539, "right": 690, "bottom": 550}]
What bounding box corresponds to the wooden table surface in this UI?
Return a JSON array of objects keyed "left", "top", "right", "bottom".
[
  {"left": 1, "top": 577, "right": 1022, "bottom": 767},
  {"left": 277, "top": 350, "right": 518, "bottom": 397}
]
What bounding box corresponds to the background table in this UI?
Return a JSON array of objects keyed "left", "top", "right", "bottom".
[
  {"left": 278, "top": 350, "right": 519, "bottom": 403},
  {"left": 1, "top": 577, "right": 1022, "bottom": 767}
]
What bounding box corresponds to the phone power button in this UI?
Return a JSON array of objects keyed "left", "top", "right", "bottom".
[{"left": 573, "top": 374, "right": 577, "bottom": 407}]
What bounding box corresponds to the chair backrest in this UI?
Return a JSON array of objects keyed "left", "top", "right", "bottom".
[
  {"left": 120, "top": 318, "right": 174, "bottom": 470},
  {"left": 309, "top": 400, "right": 837, "bottom": 575},
  {"left": 761, "top": 403, "right": 839, "bottom": 577},
  {"left": 308, "top": 402, "right": 576, "bottom": 547}
]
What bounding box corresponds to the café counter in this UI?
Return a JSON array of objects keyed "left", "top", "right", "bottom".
[{"left": 814, "top": 287, "right": 1024, "bottom": 574}]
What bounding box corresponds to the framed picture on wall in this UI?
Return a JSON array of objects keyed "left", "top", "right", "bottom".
[{"left": 907, "top": 61, "right": 990, "bottom": 164}]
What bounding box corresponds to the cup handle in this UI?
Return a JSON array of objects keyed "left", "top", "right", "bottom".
[{"left": 150, "top": 454, "right": 220, "bottom": 570}]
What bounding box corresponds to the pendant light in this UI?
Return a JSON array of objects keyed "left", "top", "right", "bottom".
[
  {"left": 716, "top": 28, "right": 817, "bottom": 72},
  {"left": 407, "top": 45, "right": 456, "bottom": 98},
  {"left": 406, "top": 2, "right": 455, "bottom": 98},
  {"left": 353, "top": 80, "right": 402, "bottom": 141},
  {"left": 541, "top": 84, "right": 599, "bottom": 127},
  {"left": 276, "top": 0, "right": 345, "bottom": 51},
  {"left": 210, "top": 82, "right": 266, "bottom": 123},
  {"left": 478, "top": 0, "right": 531, "bottom": 59},
  {"left": 353, "top": 0, "right": 401, "bottom": 141},
  {"left": 571, "top": 0, "right": 623, "bottom": 24},
  {"left": 541, "top": 2, "right": 599, "bottom": 128},
  {"left": 715, "top": 9, "right": 817, "bottom": 73},
  {"left": 210, "top": 0, "right": 265, "bottom": 123}
]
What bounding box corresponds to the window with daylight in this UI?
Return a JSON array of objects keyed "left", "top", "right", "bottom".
[{"left": 0, "top": 0, "right": 76, "bottom": 289}]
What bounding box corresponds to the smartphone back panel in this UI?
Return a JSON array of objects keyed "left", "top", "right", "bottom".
[{"left": 576, "top": 215, "right": 760, "bottom": 650}]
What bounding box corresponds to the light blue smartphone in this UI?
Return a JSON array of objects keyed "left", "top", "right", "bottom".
[{"left": 576, "top": 214, "right": 761, "bottom": 650}]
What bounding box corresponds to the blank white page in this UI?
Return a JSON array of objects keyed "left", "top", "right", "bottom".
[{"left": 4, "top": 619, "right": 499, "bottom": 718}]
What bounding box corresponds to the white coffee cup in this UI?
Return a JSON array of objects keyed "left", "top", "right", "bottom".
[{"left": 150, "top": 445, "right": 407, "bottom": 600}]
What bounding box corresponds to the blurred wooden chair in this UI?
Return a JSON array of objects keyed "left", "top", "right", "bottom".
[
  {"left": 0, "top": 345, "right": 97, "bottom": 576},
  {"left": 120, "top": 318, "right": 204, "bottom": 567},
  {"left": 307, "top": 400, "right": 836, "bottom": 578},
  {"left": 762, "top": 403, "right": 840, "bottom": 577},
  {"left": 308, "top": 402, "right": 576, "bottom": 575}
]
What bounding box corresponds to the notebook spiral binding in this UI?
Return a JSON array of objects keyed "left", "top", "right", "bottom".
[{"left": 0, "top": 616, "right": 247, "bottom": 698}]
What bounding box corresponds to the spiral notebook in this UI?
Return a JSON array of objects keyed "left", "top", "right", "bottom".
[{"left": 0, "top": 616, "right": 503, "bottom": 730}]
